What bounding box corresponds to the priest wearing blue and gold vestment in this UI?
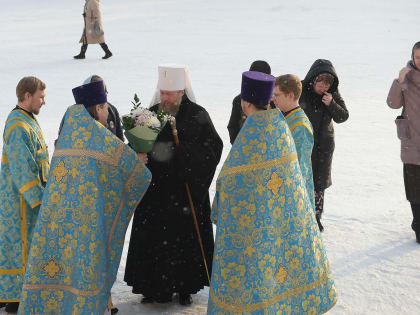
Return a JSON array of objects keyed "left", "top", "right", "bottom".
[
  {"left": 0, "top": 77, "right": 48, "bottom": 314},
  {"left": 272, "top": 74, "right": 318, "bottom": 228},
  {"left": 208, "top": 71, "right": 337, "bottom": 314},
  {"left": 20, "top": 81, "right": 151, "bottom": 315}
]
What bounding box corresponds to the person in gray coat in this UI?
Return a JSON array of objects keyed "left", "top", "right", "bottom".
[{"left": 387, "top": 41, "right": 420, "bottom": 244}]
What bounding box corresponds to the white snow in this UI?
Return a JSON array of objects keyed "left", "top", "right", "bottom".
[{"left": 1, "top": 0, "right": 420, "bottom": 314}]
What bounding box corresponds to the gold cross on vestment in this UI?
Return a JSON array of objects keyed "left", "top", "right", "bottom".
[{"left": 267, "top": 172, "right": 283, "bottom": 195}]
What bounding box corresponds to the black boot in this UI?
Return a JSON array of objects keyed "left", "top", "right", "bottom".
[
  {"left": 411, "top": 203, "right": 420, "bottom": 243},
  {"left": 179, "top": 293, "right": 192, "bottom": 306},
  {"left": 0, "top": 302, "right": 5, "bottom": 308},
  {"left": 74, "top": 44, "right": 87, "bottom": 59},
  {"left": 316, "top": 213, "right": 324, "bottom": 232},
  {"left": 5, "top": 302, "right": 19, "bottom": 313},
  {"left": 100, "top": 43, "right": 113, "bottom": 59},
  {"left": 111, "top": 307, "right": 119, "bottom": 314}
]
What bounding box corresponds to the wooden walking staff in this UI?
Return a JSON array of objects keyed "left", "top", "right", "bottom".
[{"left": 169, "top": 117, "right": 211, "bottom": 285}]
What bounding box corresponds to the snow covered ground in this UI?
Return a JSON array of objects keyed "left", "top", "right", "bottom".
[{"left": 1, "top": 0, "right": 420, "bottom": 314}]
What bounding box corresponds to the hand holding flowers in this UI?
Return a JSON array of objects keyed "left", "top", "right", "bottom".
[{"left": 122, "top": 93, "right": 170, "bottom": 153}]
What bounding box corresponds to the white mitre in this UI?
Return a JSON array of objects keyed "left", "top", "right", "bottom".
[{"left": 149, "top": 64, "right": 196, "bottom": 107}]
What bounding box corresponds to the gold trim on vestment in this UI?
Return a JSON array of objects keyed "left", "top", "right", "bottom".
[
  {"left": 211, "top": 265, "right": 331, "bottom": 313},
  {"left": 1, "top": 154, "right": 7, "bottom": 164},
  {"left": 0, "top": 299, "right": 20, "bottom": 303},
  {"left": 19, "top": 179, "right": 41, "bottom": 194},
  {"left": 22, "top": 155, "right": 146, "bottom": 298},
  {"left": 53, "top": 142, "right": 124, "bottom": 167},
  {"left": 32, "top": 201, "right": 42, "bottom": 208},
  {"left": 219, "top": 152, "right": 298, "bottom": 178},
  {"left": 6, "top": 115, "right": 44, "bottom": 146},
  {"left": 36, "top": 147, "right": 48, "bottom": 155},
  {"left": 4, "top": 122, "right": 31, "bottom": 143},
  {"left": 16, "top": 110, "right": 46, "bottom": 141},
  {"left": 284, "top": 107, "right": 301, "bottom": 118},
  {"left": 290, "top": 121, "right": 313, "bottom": 134},
  {"left": 16, "top": 109, "right": 36, "bottom": 124},
  {"left": 0, "top": 268, "right": 24, "bottom": 275},
  {"left": 20, "top": 195, "right": 28, "bottom": 271},
  {"left": 287, "top": 115, "right": 307, "bottom": 126},
  {"left": 22, "top": 283, "right": 105, "bottom": 297},
  {"left": 36, "top": 158, "right": 49, "bottom": 165}
]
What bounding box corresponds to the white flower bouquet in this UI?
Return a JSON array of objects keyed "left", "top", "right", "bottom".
[{"left": 122, "top": 93, "right": 169, "bottom": 153}]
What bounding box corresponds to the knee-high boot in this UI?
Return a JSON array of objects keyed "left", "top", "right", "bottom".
[
  {"left": 74, "top": 44, "right": 88, "bottom": 59},
  {"left": 315, "top": 190, "right": 325, "bottom": 232},
  {"left": 100, "top": 43, "right": 113, "bottom": 59},
  {"left": 410, "top": 202, "right": 420, "bottom": 244}
]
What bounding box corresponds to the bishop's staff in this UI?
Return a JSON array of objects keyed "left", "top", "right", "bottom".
[{"left": 169, "top": 116, "right": 211, "bottom": 285}]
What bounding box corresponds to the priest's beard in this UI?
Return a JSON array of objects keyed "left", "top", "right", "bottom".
[{"left": 160, "top": 94, "right": 183, "bottom": 116}]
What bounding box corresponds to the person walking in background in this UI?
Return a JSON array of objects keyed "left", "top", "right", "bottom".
[
  {"left": 387, "top": 41, "right": 420, "bottom": 244},
  {"left": 0, "top": 77, "right": 49, "bottom": 314},
  {"left": 227, "top": 60, "right": 272, "bottom": 144},
  {"left": 74, "top": 0, "right": 113, "bottom": 60},
  {"left": 300, "top": 59, "right": 349, "bottom": 231}
]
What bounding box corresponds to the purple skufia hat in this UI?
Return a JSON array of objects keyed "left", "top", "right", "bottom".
[
  {"left": 241, "top": 71, "right": 275, "bottom": 106},
  {"left": 72, "top": 81, "right": 107, "bottom": 108}
]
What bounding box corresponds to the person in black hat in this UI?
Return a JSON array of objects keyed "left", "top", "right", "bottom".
[
  {"left": 19, "top": 80, "right": 151, "bottom": 315},
  {"left": 84, "top": 75, "right": 124, "bottom": 141},
  {"left": 227, "top": 60, "right": 273, "bottom": 144},
  {"left": 208, "top": 71, "right": 337, "bottom": 314}
]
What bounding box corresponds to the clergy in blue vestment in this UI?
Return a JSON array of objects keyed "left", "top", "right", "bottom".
[
  {"left": 272, "top": 74, "right": 316, "bottom": 223},
  {"left": 19, "top": 81, "right": 151, "bottom": 315},
  {"left": 207, "top": 71, "right": 337, "bottom": 314},
  {"left": 0, "top": 77, "right": 48, "bottom": 314}
]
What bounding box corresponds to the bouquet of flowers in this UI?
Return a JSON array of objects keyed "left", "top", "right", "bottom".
[{"left": 122, "top": 93, "right": 170, "bottom": 153}]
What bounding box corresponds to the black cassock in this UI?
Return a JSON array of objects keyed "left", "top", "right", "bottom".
[{"left": 124, "top": 97, "right": 223, "bottom": 302}]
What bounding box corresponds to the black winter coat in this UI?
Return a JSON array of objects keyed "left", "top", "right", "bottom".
[
  {"left": 300, "top": 59, "right": 349, "bottom": 191},
  {"left": 124, "top": 97, "right": 223, "bottom": 301},
  {"left": 227, "top": 94, "right": 246, "bottom": 144},
  {"left": 227, "top": 94, "right": 276, "bottom": 145}
]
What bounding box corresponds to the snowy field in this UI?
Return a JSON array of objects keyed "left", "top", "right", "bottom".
[{"left": 1, "top": 0, "right": 420, "bottom": 314}]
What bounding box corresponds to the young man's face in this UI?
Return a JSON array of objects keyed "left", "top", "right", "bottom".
[
  {"left": 272, "top": 86, "right": 289, "bottom": 110},
  {"left": 96, "top": 102, "right": 109, "bottom": 126},
  {"left": 160, "top": 90, "right": 184, "bottom": 115},
  {"left": 27, "top": 88, "right": 46, "bottom": 115}
]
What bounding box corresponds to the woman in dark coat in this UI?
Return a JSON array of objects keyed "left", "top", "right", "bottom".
[{"left": 300, "top": 59, "right": 349, "bottom": 231}]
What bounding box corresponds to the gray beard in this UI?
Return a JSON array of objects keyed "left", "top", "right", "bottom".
[{"left": 160, "top": 98, "right": 182, "bottom": 116}]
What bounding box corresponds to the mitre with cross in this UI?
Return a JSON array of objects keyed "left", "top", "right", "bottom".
[{"left": 149, "top": 64, "right": 197, "bottom": 107}]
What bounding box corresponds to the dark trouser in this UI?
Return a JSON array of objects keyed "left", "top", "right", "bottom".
[
  {"left": 315, "top": 190, "right": 325, "bottom": 231},
  {"left": 403, "top": 163, "right": 420, "bottom": 240},
  {"left": 315, "top": 190, "right": 325, "bottom": 217}
]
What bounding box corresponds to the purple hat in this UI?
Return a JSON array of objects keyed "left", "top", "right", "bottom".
[
  {"left": 72, "top": 81, "right": 107, "bottom": 108},
  {"left": 241, "top": 71, "right": 275, "bottom": 106}
]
